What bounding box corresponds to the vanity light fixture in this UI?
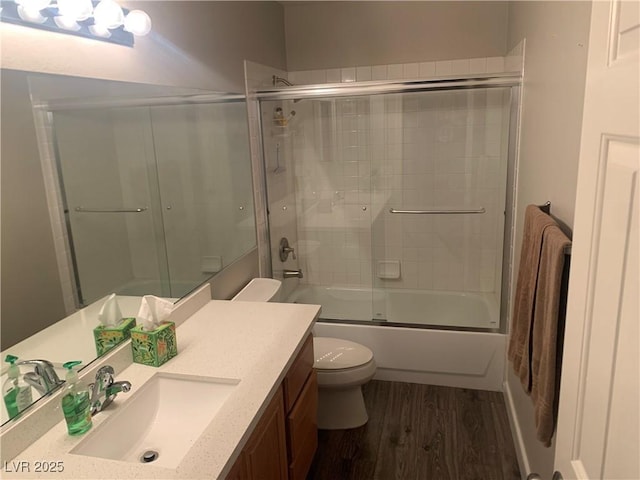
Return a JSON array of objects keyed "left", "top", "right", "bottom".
[{"left": 0, "top": 0, "right": 151, "bottom": 47}]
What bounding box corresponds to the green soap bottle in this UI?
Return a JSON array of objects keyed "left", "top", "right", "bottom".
[
  {"left": 2, "top": 355, "right": 33, "bottom": 419},
  {"left": 61, "top": 361, "right": 92, "bottom": 436}
]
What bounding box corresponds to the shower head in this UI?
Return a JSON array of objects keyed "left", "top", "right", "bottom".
[
  {"left": 272, "top": 75, "right": 294, "bottom": 87},
  {"left": 272, "top": 75, "right": 302, "bottom": 103}
]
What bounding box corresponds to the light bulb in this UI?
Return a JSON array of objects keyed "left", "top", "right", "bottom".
[
  {"left": 54, "top": 15, "right": 80, "bottom": 31},
  {"left": 20, "top": 0, "right": 51, "bottom": 11},
  {"left": 89, "top": 24, "right": 111, "bottom": 37},
  {"left": 123, "top": 10, "right": 151, "bottom": 36},
  {"left": 17, "top": 5, "right": 46, "bottom": 23},
  {"left": 57, "top": 0, "right": 93, "bottom": 21},
  {"left": 93, "top": 0, "right": 124, "bottom": 29}
]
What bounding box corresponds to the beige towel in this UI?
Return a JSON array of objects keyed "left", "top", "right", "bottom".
[
  {"left": 531, "top": 225, "right": 571, "bottom": 446},
  {"left": 508, "top": 205, "right": 557, "bottom": 391}
]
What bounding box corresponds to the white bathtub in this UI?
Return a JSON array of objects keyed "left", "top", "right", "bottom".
[
  {"left": 286, "top": 286, "right": 500, "bottom": 329},
  {"left": 286, "top": 285, "right": 506, "bottom": 391}
]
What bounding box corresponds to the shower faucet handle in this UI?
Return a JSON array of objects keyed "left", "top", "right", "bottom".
[{"left": 279, "top": 237, "right": 297, "bottom": 262}]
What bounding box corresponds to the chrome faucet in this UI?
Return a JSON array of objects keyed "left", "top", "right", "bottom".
[
  {"left": 283, "top": 269, "right": 304, "bottom": 279},
  {"left": 19, "top": 359, "right": 64, "bottom": 396},
  {"left": 89, "top": 365, "right": 131, "bottom": 416}
]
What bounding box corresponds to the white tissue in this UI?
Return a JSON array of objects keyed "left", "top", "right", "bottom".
[
  {"left": 98, "top": 293, "right": 122, "bottom": 327},
  {"left": 137, "top": 295, "right": 174, "bottom": 331}
]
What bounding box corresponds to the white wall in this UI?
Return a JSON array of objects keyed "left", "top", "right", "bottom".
[
  {"left": 504, "top": 2, "right": 592, "bottom": 478},
  {"left": 0, "top": 71, "right": 67, "bottom": 350},
  {"left": 284, "top": 1, "right": 508, "bottom": 71}
]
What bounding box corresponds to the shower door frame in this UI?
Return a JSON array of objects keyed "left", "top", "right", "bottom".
[{"left": 253, "top": 73, "right": 522, "bottom": 333}]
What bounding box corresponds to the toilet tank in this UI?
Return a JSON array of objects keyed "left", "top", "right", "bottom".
[{"left": 231, "top": 278, "right": 282, "bottom": 302}]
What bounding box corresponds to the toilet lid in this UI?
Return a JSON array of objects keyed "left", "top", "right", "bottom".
[{"left": 313, "top": 337, "right": 374, "bottom": 370}]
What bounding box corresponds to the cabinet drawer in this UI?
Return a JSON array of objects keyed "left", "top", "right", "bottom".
[
  {"left": 287, "top": 370, "right": 318, "bottom": 480},
  {"left": 283, "top": 334, "right": 314, "bottom": 413}
]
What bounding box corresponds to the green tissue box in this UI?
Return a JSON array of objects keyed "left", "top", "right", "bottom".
[
  {"left": 130, "top": 322, "right": 178, "bottom": 367},
  {"left": 93, "top": 317, "right": 137, "bottom": 356}
]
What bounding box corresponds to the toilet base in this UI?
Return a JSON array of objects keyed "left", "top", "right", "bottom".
[{"left": 317, "top": 387, "right": 368, "bottom": 430}]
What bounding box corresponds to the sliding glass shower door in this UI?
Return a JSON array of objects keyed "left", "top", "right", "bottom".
[
  {"left": 54, "top": 106, "right": 170, "bottom": 304},
  {"left": 262, "top": 83, "right": 514, "bottom": 331},
  {"left": 369, "top": 88, "right": 511, "bottom": 328},
  {"left": 52, "top": 100, "right": 254, "bottom": 306}
]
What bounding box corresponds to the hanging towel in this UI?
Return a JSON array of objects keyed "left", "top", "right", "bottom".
[
  {"left": 531, "top": 225, "right": 571, "bottom": 446},
  {"left": 508, "top": 205, "right": 556, "bottom": 392}
]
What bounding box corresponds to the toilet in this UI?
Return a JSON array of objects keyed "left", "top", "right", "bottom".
[{"left": 232, "top": 278, "right": 377, "bottom": 430}]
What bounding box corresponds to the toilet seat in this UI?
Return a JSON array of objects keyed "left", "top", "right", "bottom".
[
  {"left": 315, "top": 359, "right": 377, "bottom": 388},
  {"left": 313, "top": 337, "right": 376, "bottom": 389},
  {"left": 313, "top": 337, "right": 373, "bottom": 369}
]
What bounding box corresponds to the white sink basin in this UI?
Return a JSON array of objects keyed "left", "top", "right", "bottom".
[{"left": 71, "top": 373, "right": 239, "bottom": 468}]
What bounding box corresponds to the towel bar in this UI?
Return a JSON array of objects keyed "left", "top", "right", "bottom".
[
  {"left": 389, "top": 207, "right": 485, "bottom": 215},
  {"left": 74, "top": 207, "right": 148, "bottom": 213},
  {"left": 537, "top": 201, "right": 572, "bottom": 255}
]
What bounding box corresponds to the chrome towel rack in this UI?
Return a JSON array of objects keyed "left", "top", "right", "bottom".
[
  {"left": 389, "top": 207, "right": 485, "bottom": 215},
  {"left": 74, "top": 207, "right": 148, "bottom": 213}
]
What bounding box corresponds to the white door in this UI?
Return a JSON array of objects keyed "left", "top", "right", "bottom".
[{"left": 554, "top": 1, "right": 639, "bottom": 479}]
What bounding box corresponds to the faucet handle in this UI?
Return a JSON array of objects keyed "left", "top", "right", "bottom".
[
  {"left": 90, "top": 365, "right": 130, "bottom": 415},
  {"left": 18, "top": 359, "right": 63, "bottom": 394},
  {"left": 95, "top": 365, "right": 115, "bottom": 386},
  {"left": 279, "top": 237, "right": 297, "bottom": 261},
  {"left": 91, "top": 366, "right": 114, "bottom": 400}
]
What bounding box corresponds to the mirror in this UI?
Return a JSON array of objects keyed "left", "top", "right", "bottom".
[{"left": 0, "top": 69, "right": 257, "bottom": 424}]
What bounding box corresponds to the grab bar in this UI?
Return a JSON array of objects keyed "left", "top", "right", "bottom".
[
  {"left": 74, "top": 207, "right": 148, "bottom": 213},
  {"left": 389, "top": 207, "right": 486, "bottom": 215}
]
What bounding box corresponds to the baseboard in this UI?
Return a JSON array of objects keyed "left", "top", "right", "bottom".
[{"left": 503, "top": 380, "right": 530, "bottom": 479}]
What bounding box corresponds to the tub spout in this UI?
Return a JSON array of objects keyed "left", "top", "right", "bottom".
[{"left": 283, "top": 269, "right": 303, "bottom": 279}]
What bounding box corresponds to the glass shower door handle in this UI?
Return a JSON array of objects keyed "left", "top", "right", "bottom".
[{"left": 74, "top": 206, "right": 148, "bottom": 213}]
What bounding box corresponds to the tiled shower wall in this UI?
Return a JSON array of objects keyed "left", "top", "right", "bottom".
[{"left": 275, "top": 55, "right": 520, "bottom": 295}]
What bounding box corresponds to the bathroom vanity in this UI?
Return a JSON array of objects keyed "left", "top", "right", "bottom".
[
  {"left": 0, "top": 288, "right": 320, "bottom": 479},
  {"left": 227, "top": 334, "right": 317, "bottom": 479}
]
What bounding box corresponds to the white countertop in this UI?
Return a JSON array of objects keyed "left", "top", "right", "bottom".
[
  {"left": 1, "top": 299, "right": 319, "bottom": 479},
  {"left": 0, "top": 295, "right": 160, "bottom": 425}
]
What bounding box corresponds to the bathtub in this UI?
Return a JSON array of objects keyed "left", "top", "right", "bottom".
[
  {"left": 286, "top": 285, "right": 500, "bottom": 330},
  {"left": 285, "top": 285, "right": 506, "bottom": 391}
]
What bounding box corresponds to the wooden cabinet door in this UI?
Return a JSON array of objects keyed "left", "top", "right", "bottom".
[
  {"left": 287, "top": 371, "right": 318, "bottom": 480},
  {"left": 243, "top": 386, "right": 288, "bottom": 480},
  {"left": 283, "top": 335, "right": 314, "bottom": 412}
]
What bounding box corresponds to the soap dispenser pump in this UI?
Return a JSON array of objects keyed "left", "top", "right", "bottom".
[
  {"left": 61, "top": 361, "right": 92, "bottom": 436},
  {"left": 2, "top": 355, "right": 33, "bottom": 419}
]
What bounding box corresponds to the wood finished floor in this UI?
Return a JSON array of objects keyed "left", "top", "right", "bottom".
[{"left": 308, "top": 380, "right": 521, "bottom": 480}]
